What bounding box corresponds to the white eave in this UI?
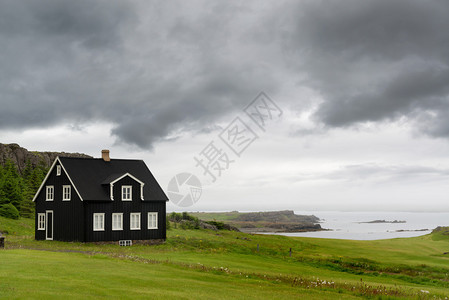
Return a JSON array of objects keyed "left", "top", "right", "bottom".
[{"left": 32, "top": 157, "right": 84, "bottom": 202}]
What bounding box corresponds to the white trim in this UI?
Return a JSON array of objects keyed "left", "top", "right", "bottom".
[
  {"left": 108, "top": 173, "right": 145, "bottom": 201},
  {"left": 45, "top": 210, "right": 53, "bottom": 240},
  {"left": 32, "top": 157, "right": 84, "bottom": 202},
  {"left": 130, "top": 212, "right": 141, "bottom": 230},
  {"left": 46, "top": 186, "right": 54, "bottom": 201},
  {"left": 62, "top": 185, "right": 71, "bottom": 201},
  {"left": 110, "top": 173, "right": 145, "bottom": 186},
  {"left": 112, "top": 213, "right": 123, "bottom": 231},
  {"left": 37, "top": 213, "right": 46, "bottom": 230},
  {"left": 93, "top": 213, "right": 105, "bottom": 231},
  {"left": 147, "top": 212, "right": 158, "bottom": 229},
  {"left": 110, "top": 184, "right": 114, "bottom": 201},
  {"left": 59, "top": 160, "right": 83, "bottom": 201},
  {"left": 33, "top": 158, "right": 58, "bottom": 202},
  {"left": 122, "top": 185, "right": 132, "bottom": 201}
]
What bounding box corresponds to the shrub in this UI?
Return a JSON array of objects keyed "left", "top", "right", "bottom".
[
  {"left": 0, "top": 203, "right": 20, "bottom": 220},
  {"left": 168, "top": 212, "right": 199, "bottom": 223},
  {"left": 168, "top": 212, "right": 182, "bottom": 222},
  {"left": 179, "top": 220, "right": 194, "bottom": 230},
  {"left": 205, "top": 220, "right": 226, "bottom": 230}
]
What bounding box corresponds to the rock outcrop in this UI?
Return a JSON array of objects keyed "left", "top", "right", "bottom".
[
  {"left": 234, "top": 210, "right": 320, "bottom": 223},
  {"left": 0, "top": 143, "right": 92, "bottom": 174}
]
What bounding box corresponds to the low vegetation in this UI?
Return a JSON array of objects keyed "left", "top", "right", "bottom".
[{"left": 1, "top": 215, "right": 449, "bottom": 299}]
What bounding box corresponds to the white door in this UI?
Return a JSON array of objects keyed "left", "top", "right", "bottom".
[{"left": 46, "top": 211, "right": 53, "bottom": 240}]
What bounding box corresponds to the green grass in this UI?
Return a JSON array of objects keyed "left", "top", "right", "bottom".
[
  {"left": 0, "top": 215, "right": 34, "bottom": 236},
  {"left": 2, "top": 250, "right": 346, "bottom": 300},
  {"left": 1, "top": 216, "right": 449, "bottom": 299},
  {"left": 189, "top": 211, "right": 241, "bottom": 221}
]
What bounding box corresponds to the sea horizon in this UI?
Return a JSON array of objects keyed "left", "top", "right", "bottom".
[{"left": 264, "top": 211, "right": 449, "bottom": 240}]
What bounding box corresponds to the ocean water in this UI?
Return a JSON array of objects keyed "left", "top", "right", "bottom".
[{"left": 270, "top": 211, "right": 449, "bottom": 240}]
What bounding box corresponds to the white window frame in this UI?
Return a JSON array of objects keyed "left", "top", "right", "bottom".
[
  {"left": 130, "top": 212, "right": 141, "bottom": 230},
  {"left": 122, "top": 185, "right": 132, "bottom": 201},
  {"left": 112, "top": 213, "right": 123, "bottom": 231},
  {"left": 147, "top": 212, "right": 158, "bottom": 229},
  {"left": 62, "top": 185, "right": 71, "bottom": 201},
  {"left": 46, "top": 186, "right": 54, "bottom": 201},
  {"left": 56, "top": 165, "right": 61, "bottom": 176},
  {"left": 37, "top": 213, "right": 46, "bottom": 230},
  {"left": 93, "top": 213, "right": 105, "bottom": 231}
]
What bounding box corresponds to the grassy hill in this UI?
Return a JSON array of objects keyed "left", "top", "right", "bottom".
[
  {"left": 1, "top": 216, "right": 449, "bottom": 299},
  {"left": 0, "top": 215, "right": 33, "bottom": 236}
]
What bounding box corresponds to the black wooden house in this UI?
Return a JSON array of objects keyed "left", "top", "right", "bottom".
[{"left": 33, "top": 150, "right": 169, "bottom": 244}]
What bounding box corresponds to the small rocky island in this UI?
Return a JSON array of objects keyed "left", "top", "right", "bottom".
[{"left": 359, "top": 220, "right": 406, "bottom": 224}]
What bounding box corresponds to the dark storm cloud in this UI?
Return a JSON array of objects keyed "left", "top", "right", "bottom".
[
  {"left": 283, "top": 0, "right": 449, "bottom": 137},
  {"left": 0, "top": 0, "right": 135, "bottom": 126},
  {"left": 0, "top": 1, "right": 278, "bottom": 149},
  {"left": 3, "top": 0, "right": 449, "bottom": 149}
]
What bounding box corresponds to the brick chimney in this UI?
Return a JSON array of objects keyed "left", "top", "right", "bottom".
[{"left": 102, "top": 150, "right": 110, "bottom": 162}]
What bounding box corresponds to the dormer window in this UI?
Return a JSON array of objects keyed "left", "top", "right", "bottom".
[
  {"left": 56, "top": 165, "right": 61, "bottom": 176},
  {"left": 104, "top": 173, "right": 144, "bottom": 201},
  {"left": 122, "top": 186, "right": 132, "bottom": 201}
]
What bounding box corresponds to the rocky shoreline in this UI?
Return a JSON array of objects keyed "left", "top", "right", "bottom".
[{"left": 239, "top": 225, "right": 326, "bottom": 233}]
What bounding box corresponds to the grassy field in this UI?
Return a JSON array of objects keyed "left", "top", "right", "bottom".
[
  {"left": 1, "top": 216, "right": 449, "bottom": 299},
  {"left": 189, "top": 211, "right": 242, "bottom": 221}
]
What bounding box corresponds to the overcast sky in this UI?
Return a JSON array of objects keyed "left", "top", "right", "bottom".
[{"left": 1, "top": 0, "right": 449, "bottom": 212}]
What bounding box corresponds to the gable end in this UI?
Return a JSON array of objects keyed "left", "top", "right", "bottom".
[{"left": 32, "top": 157, "right": 84, "bottom": 202}]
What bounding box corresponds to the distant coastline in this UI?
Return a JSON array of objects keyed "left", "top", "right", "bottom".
[{"left": 189, "top": 210, "right": 324, "bottom": 233}]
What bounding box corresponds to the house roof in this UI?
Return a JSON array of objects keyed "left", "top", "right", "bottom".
[{"left": 57, "top": 157, "right": 169, "bottom": 202}]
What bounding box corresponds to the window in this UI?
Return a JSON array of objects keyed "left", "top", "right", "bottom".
[
  {"left": 119, "top": 240, "right": 132, "bottom": 246},
  {"left": 46, "top": 186, "right": 54, "bottom": 201},
  {"left": 38, "top": 213, "right": 46, "bottom": 230},
  {"left": 93, "top": 213, "right": 105, "bottom": 231},
  {"left": 112, "top": 213, "right": 123, "bottom": 231},
  {"left": 130, "top": 213, "right": 141, "bottom": 230},
  {"left": 122, "top": 186, "right": 132, "bottom": 201},
  {"left": 56, "top": 165, "right": 61, "bottom": 176},
  {"left": 63, "top": 185, "right": 71, "bottom": 201},
  {"left": 148, "top": 212, "right": 158, "bottom": 229}
]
